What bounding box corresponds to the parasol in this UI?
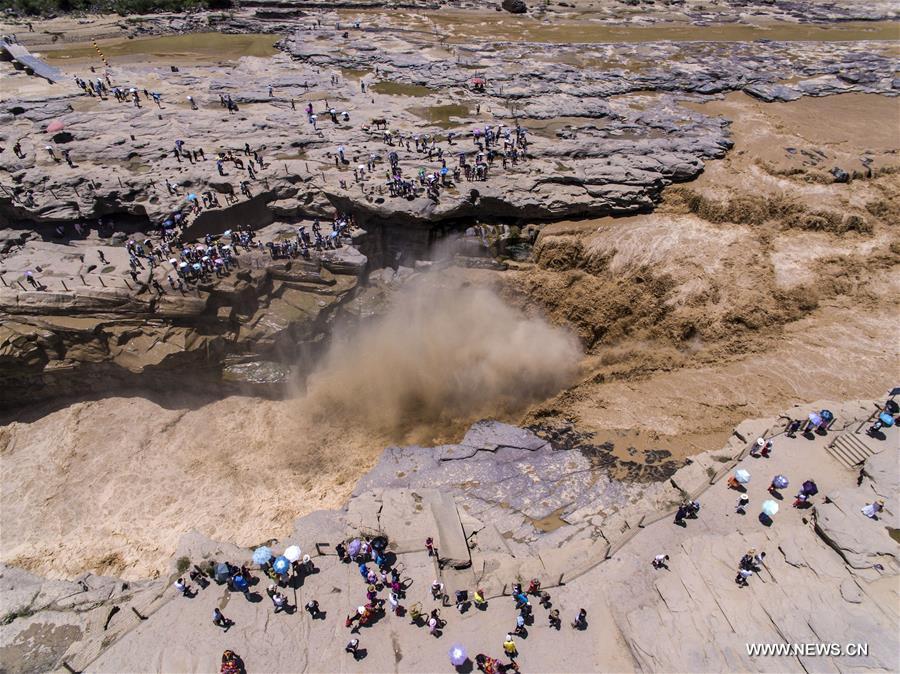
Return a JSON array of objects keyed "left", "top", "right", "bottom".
[
  {"left": 272, "top": 556, "right": 290, "bottom": 574},
  {"left": 761, "top": 500, "right": 779, "bottom": 517},
  {"left": 252, "top": 546, "right": 272, "bottom": 565},
  {"left": 449, "top": 645, "right": 468, "bottom": 666}
]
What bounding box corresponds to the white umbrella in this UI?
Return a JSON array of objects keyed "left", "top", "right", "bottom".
[
  {"left": 761, "top": 500, "right": 779, "bottom": 517},
  {"left": 283, "top": 545, "right": 302, "bottom": 562},
  {"left": 734, "top": 469, "right": 751, "bottom": 484}
]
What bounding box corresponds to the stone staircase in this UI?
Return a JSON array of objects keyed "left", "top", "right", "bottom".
[{"left": 826, "top": 431, "right": 881, "bottom": 469}]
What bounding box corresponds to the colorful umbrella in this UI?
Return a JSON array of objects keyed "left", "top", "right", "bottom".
[
  {"left": 252, "top": 546, "right": 272, "bottom": 565},
  {"left": 283, "top": 545, "right": 302, "bottom": 562},
  {"left": 46, "top": 119, "right": 65, "bottom": 133},
  {"left": 348, "top": 539, "right": 362, "bottom": 558},
  {"left": 878, "top": 412, "right": 895, "bottom": 427},
  {"left": 773, "top": 475, "right": 789, "bottom": 489},
  {"left": 761, "top": 500, "right": 779, "bottom": 517},
  {"left": 734, "top": 469, "right": 751, "bottom": 484},
  {"left": 802, "top": 480, "right": 818, "bottom": 496},
  {"left": 272, "top": 556, "right": 290, "bottom": 574}
]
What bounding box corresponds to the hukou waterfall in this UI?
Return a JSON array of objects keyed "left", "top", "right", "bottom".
[{"left": 0, "top": 2, "right": 898, "bottom": 673}]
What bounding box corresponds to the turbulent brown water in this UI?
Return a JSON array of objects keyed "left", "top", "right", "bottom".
[
  {"left": 304, "top": 282, "right": 581, "bottom": 439},
  {"left": 0, "top": 284, "right": 581, "bottom": 579}
]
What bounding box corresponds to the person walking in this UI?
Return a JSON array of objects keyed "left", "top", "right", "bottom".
[
  {"left": 345, "top": 639, "right": 360, "bottom": 659},
  {"left": 212, "top": 608, "right": 231, "bottom": 630},
  {"left": 736, "top": 494, "right": 749, "bottom": 514},
  {"left": 652, "top": 554, "right": 670, "bottom": 570},
  {"left": 305, "top": 600, "right": 321, "bottom": 618},
  {"left": 502, "top": 634, "right": 517, "bottom": 658}
]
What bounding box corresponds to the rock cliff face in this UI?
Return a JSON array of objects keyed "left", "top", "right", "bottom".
[{"left": 0, "top": 242, "right": 366, "bottom": 407}]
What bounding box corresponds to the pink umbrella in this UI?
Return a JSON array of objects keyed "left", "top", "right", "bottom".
[{"left": 46, "top": 120, "right": 65, "bottom": 134}]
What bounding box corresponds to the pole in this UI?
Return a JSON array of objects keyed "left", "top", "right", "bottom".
[{"left": 61, "top": 279, "right": 69, "bottom": 291}]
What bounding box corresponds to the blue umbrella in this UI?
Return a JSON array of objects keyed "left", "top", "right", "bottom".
[
  {"left": 273, "top": 555, "right": 290, "bottom": 574},
  {"left": 878, "top": 412, "right": 894, "bottom": 427},
  {"left": 233, "top": 574, "right": 249, "bottom": 591},
  {"left": 186, "top": 193, "right": 197, "bottom": 201},
  {"left": 773, "top": 475, "right": 789, "bottom": 489},
  {"left": 440, "top": 167, "right": 449, "bottom": 175},
  {"left": 252, "top": 546, "right": 272, "bottom": 565}
]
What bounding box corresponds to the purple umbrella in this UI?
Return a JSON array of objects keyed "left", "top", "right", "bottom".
[
  {"left": 449, "top": 644, "right": 467, "bottom": 666},
  {"left": 348, "top": 539, "right": 362, "bottom": 558}
]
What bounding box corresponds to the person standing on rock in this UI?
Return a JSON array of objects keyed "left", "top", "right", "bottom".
[
  {"left": 735, "top": 567, "right": 753, "bottom": 587},
  {"left": 548, "top": 608, "right": 561, "bottom": 630},
  {"left": 861, "top": 500, "right": 885, "bottom": 519},
  {"left": 425, "top": 537, "right": 435, "bottom": 557},
  {"left": 652, "top": 554, "right": 670, "bottom": 570},
  {"left": 345, "top": 638, "right": 360, "bottom": 659},
  {"left": 673, "top": 503, "right": 689, "bottom": 526},
  {"left": 305, "top": 600, "right": 322, "bottom": 618},
  {"left": 25, "top": 270, "right": 38, "bottom": 289},
  {"left": 571, "top": 608, "right": 587, "bottom": 630},
  {"left": 174, "top": 578, "right": 193, "bottom": 597},
  {"left": 431, "top": 580, "right": 444, "bottom": 601}
]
